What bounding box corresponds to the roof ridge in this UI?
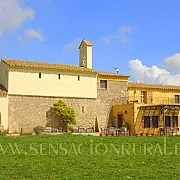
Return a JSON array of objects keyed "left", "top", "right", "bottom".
[
  {"left": 98, "top": 71, "right": 129, "bottom": 77},
  {"left": 129, "top": 81, "right": 180, "bottom": 87},
  {"left": 1, "top": 58, "right": 97, "bottom": 74},
  {"left": 129, "top": 81, "right": 180, "bottom": 90},
  {"left": 2, "top": 58, "right": 81, "bottom": 67}
]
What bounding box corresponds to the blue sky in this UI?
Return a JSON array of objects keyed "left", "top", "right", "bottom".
[{"left": 1, "top": 0, "right": 180, "bottom": 84}]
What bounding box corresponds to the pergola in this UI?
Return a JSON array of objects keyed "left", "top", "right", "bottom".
[{"left": 138, "top": 104, "right": 180, "bottom": 135}]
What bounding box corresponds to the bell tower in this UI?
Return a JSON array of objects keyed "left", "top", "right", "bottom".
[{"left": 79, "top": 40, "right": 92, "bottom": 69}]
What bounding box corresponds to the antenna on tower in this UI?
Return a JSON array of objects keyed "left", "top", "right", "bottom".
[{"left": 113, "top": 67, "right": 119, "bottom": 74}]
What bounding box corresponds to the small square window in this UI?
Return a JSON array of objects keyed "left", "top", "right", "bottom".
[
  {"left": 39, "top": 73, "right": 41, "bottom": 78},
  {"left": 78, "top": 75, "right": 80, "bottom": 81},
  {"left": 100, "top": 80, "right": 107, "bottom": 89},
  {"left": 58, "top": 74, "right": 61, "bottom": 79}
]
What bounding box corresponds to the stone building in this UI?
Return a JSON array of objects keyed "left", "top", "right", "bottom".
[{"left": 0, "top": 40, "right": 129, "bottom": 133}]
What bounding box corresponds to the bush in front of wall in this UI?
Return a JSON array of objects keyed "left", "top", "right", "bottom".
[{"left": 33, "top": 126, "right": 44, "bottom": 135}]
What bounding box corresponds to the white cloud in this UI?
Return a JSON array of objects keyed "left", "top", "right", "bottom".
[
  {"left": 117, "top": 26, "right": 132, "bottom": 34},
  {"left": 0, "top": 0, "right": 34, "bottom": 35},
  {"left": 161, "top": 53, "right": 180, "bottom": 74},
  {"left": 118, "top": 35, "right": 129, "bottom": 43},
  {"left": 101, "top": 36, "right": 112, "bottom": 45},
  {"left": 101, "top": 26, "right": 132, "bottom": 45},
  {"left": 18, "top": 29, "right": 44, "bottom": 42},
  {"left": 64, "top": 39, "right": 81, "bottom": 50},
  {"left": 129, "top": 59, "right": 180, "bottom": 85}
]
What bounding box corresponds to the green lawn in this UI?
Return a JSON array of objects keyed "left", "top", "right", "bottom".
[{"left": 0, "top": 134, "right": 180, "bottom": 179}]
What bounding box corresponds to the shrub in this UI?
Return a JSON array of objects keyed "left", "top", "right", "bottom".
[
  {"left": 52, "top": 100, "right": 76, "bottom": 132},
  {"left": 33, "top": 126, "right": 44, "bottom": 133},
  {"left": 122, "top": 122, "right": 129, "bottom": 130}
]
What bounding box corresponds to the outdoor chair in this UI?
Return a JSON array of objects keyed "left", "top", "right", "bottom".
[
  {"left": 44, "top": 127, "right": 51, "bottom": 133},
  {"left": 72, "top": 127, "right": 79, "bottom": 133},
  {"left": 51, "top": 127, "right": 62, "bottom": 133},
  {"left": 45, "top": 127, "right": 62, "bottom": 133},
  {"left": 79, "top": 128, "right": 85, "bottom": 133},
  {"left": 86, "top": 128, "right": 93, "bottom": 133},
  {"left": 120, "top": 127, "right": 129, "bottom": 136}
]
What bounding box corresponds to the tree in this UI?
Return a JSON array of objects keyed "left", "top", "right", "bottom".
[{"left": 52, "top": 100, "right": 76, "bottom": 132}]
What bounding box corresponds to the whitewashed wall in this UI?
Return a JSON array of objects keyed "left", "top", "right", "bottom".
[{"left": 8, "top": 69, "right": 97, "bottom": 98}]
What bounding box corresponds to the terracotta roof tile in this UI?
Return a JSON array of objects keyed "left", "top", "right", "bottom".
[
  {"left": 78, "top": 40, "right": 93, "bottom": 49},
  {"left": 2, "top": 58, "right": 97, "bottom": 74},
  {"left": 98, "top": 71, "right": 129, "bottom": 78},
  {"left": 82, "top": 40, "right": 93, "bottom": 46},
  {"left": 0, "top": 84, "right": 7, "bottom": 95},
  {"left": 1, "top": 58, "right": 130, "bottom": 78},
  {"left": 129, "top": 82, "right": 180, "bottom": 91}
]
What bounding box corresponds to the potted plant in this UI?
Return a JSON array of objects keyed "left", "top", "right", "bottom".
[
  {"left": 33, "top": 126, "right": 44, "bottom": 135},
  {"left": 121, "top": 122, "right": 129, "bottom": 131}
]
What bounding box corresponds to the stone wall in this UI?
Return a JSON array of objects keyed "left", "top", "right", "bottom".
[
  {"left": 8, "top": 79, "right": 128, "bottom": 133},
  {"left": 97, "top": 80, "right": 128, "bottom": 129},
  {"left": 8, "top": 96, "right": 97, "bottom": 133}
]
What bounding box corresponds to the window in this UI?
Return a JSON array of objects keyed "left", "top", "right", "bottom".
[
  {"left": 39, "top": 73, "right": 41, "bottom": 78},
  {"left": 141, "top": 91, "right": 147, "bottom": 103},
  {"left": 78, "top": 75, "right": 80, "bottom": 81},
  {"left": 144, "top": 116, "right": 150, "bottom": 128},
  {"left": 58, "top": 74, "right": 61, "bottom": 79},
  {"left": 100, "top": 80, "right": 107, "bottom": 89},
  {"left": 152, "top": 116, "right": 159, "bottom": 128},
  {"left": 175, "top": 95, "right": 180, "bottom": 103},
  {"left": 82, "top": 106, "right": 85, "bottom": 113},
  {"left": 165, "top": 116, "right": 171, "bottom": 127},
  {"left": 172, "top": 116, "right": 178, "bottom": 127}
]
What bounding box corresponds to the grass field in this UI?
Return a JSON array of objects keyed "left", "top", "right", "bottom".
[{"left": 0, "top": 134, "right": 180, "bottom": 179}]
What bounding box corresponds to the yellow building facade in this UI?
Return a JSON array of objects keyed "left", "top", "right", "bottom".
[{"left": 113, "top": 82, "right": 180, "bottom": 135}]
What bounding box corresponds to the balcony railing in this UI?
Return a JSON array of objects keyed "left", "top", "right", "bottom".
[{"left": 129, "top": 96, "right": 180, "bottom": 105}]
